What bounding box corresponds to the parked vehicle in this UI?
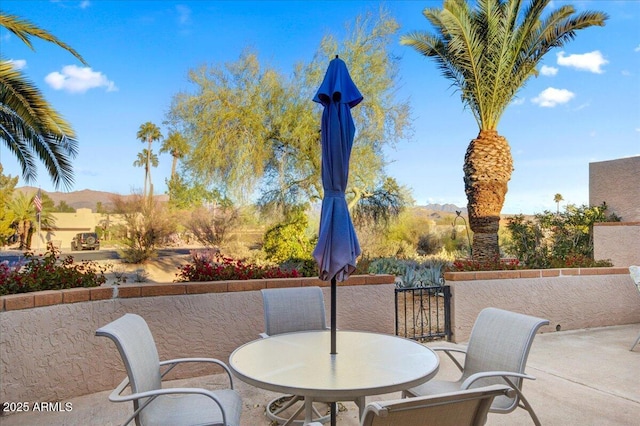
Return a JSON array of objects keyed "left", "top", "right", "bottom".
[{"left": 71, "top": 232, "right": 100, "bottom": 251}]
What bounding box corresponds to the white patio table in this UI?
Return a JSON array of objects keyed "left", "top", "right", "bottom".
[{"left": 229, "top": 330, "right": 439, "bottom": 425}]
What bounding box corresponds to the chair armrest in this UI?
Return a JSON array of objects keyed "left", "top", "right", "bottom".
[
  {"left": 461, "top": 371, "right": 536, "bottom": 391},
  {"left": 430, "top": 346, "right": 467, "bottom": 372},
  {"left": 159, "top": 357, "right": 234, "bottom": 388},
  {"left": 109, "top": 385, "right": 230, "bottom": 426}
]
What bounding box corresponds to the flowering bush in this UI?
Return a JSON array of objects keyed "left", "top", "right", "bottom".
[
  {"left": 548, "top": 254, "right": 612, "bottom": 268},
  {"left": 0, "top": 244, "right": 107, "bottom": 296},
  {"left": 449, "top": 257, "right": 522, "bottom": 272},
  {"left": 448, "top": 254, "right": 612, "bottom": 272},
  {"left": 175, "top": 250, "right": 304, "bottom": 282}
]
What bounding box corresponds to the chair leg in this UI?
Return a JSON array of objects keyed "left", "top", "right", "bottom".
[
  {"left": 518, "top": 397, "right": 542, "bottom": 426},
  {"left": 630, "top": 331, "right": 640, "bottom": 351},
  {"left": 503, "top": 377, "right": 542, "bottom": 426}
]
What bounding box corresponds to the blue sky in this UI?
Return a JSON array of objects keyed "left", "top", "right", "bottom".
[{"left": 1, "top": 0, "right": 639, "bottom": 214}]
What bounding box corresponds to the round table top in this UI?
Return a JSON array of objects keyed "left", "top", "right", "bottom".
[{"left": 229, "top": 330, "right": 439, "bottom": 400}]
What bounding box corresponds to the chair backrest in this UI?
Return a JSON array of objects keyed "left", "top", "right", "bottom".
[
  {"left": 630, "top": 265, "right": 640, "bottom": 287},
  {"left": 96, "top": 313, "right": 162, "bottom": 395},
  {"left": 361, "top": 385, "right": 512, "bottom": 426},
  {"left": 261, "top": 287, "right": 327, "bottom": 336},
  {"left": 462, "top": 307, "right": 548, "bottom": 412}
]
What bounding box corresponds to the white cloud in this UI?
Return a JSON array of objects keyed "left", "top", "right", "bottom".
[
  {"left": 532, "top": 87, "right": 575, "bottom": 107},
  {"left": 511, "top": 97, "right": 525, "bottom": 106},
  {"left": 556, "top": 51, "right": 608, "bottom": 74},
  {"left": 7, "top": 59, "right": 27, "bottom": 70},
  {"left": 176, "top": 5, "right": 191, "bottom": 25},
  {"left": 45, "top": 65, "right": 117, "bottom": 94},
  {"left": 80, "top": 1, "right": 91, "bottom": 9},
  {"left": 540, "top": 65, "right": 558, "bottom": 76},
  {"left": 635, "top": 45, "right": 640, "bottom": 52}
]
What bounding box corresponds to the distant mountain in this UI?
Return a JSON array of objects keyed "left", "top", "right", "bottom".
[
  {"left": 422, "top": 203, "right": 467, "bottom": 214},
  {"left": 14, "top": 187, "right": 468, "bottom": 216},
  {"left": 15, "top": 187, "right": 168, "bottom": 211}
]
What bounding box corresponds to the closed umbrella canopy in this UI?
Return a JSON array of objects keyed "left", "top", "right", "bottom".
[
  {"left": 313, "top": 56, "right": 363, "bottom": 283},
  {"left": 313, "top": 54, "right": 363, "bottom": 426}
]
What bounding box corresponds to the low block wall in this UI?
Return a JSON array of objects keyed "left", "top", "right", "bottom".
[
  {"left": 444, "top": 268, "right": 640, "bottom": 342},
  {"left": 3, "top": 268, "right": 640, "bottom": 405},
  {"left": 0, "top": 275, "right": 395, "bottom": 404}
]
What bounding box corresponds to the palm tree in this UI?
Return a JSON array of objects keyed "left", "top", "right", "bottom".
[
  {"left": 8, "top": 191, "right": 54, "bottom": 249},
  {"left": 159, "top": 131, "right": 189, "bottom": 179},
  {"left": 554, "top": 193, "right": 564, "bottom": 214},
  {"left": 136, "top": 122, "right": 162, "bottom": 197},
  {"left": 0, "top": 13, "right": 87, "bottom": 189},
  {"left": 133, "top": 149, "right": 159, "bottom": 195},
  {"left": 401, "top": 0, "right": 607, "bottom": 262},
  {"left": 9, "top": 192, "right": 34, "bottom": 249}
]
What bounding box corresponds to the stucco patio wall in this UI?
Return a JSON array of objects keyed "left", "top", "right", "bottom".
[
  {"left": 444, "top": 267, "right": 639, "bottom": 342},
  {"left": 2, "top": 268, "right": 639, "bottom": 405},
  {"left": 0, "top": 275, "right": 395, "bottom": 405}
]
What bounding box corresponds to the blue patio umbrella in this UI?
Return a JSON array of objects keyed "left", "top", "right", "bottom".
[{"left": 313, "top": 56, "right": 363, "bottom": 358}]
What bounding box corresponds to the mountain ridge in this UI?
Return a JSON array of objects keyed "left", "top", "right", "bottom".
[
  {"left": 15, "top": 186, "right": 169, "bottom": 211},
  {"left": 16, "top": 186, "right": 466, "bottom": 214}
]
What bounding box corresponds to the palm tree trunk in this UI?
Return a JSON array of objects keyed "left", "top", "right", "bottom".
[
  {"left": 146, "top": 137, "right": 152, "bottom": 198},
  {"left": 17, "top": 220, "right": 25, "bottom": 250},
  {"left": 171, "top": 155, "right": 178, "bottom": 179},
  {"left": 143, "top": 164, "right": 148, "bottom": 197},
  {"left": 463, "top": 130, "right": 513, "bottom": 262},
  {"left": 22, "top": 220, "right": 32, "bottom": 250}
]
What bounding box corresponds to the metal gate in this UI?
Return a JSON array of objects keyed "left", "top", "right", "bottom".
[{"left": 395, "top": 285, "right": 451, "bottom": 342}]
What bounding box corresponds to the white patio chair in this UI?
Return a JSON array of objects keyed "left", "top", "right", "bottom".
[
  {"left": 261, "top": 286, "right": 330, "bottom": 425},
  {"left": 629, "top": 265, "right": 640, "bottom": 351},
  {"left": 95, "top": 313, "right": 242, "bottom": 426},
  {"left": 306, "top": 385, "right": 512, "bottom": 426},
  {"left": 359, "top": 385, "right": 513, "bottom": 426},
  {"left": 403, "top": 307, "right": 549, "bottom": 426}
]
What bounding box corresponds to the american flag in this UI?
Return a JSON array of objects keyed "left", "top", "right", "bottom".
[{"left": 33, "top": 190, "right": 42, "bottom": 213}]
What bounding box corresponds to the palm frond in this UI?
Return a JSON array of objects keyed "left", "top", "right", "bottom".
[
  {"left": 1, "top": 63, "right": 78, "bottom": 188},
  {"left": 0, "top": 13, "right": 88, "bottom": 65},
  {"left": 0, "top": 61, "right": 77, "bottom": 137},
  {"left": 401, "top": 0, "right": 608, "bottom": 130}
]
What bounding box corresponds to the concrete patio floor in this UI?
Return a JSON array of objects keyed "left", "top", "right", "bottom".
[{"left": 2, "top": 324, "right": 639, "bottom": 425}]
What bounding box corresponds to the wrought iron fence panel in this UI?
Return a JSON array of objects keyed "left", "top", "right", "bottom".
[{"left": 395, "top": 285, "right": 451, "bottom": 342}]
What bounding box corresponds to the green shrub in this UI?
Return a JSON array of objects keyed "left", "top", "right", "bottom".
[
  {"left": 504, "top": 203, "right": 618, "bottom": 269},
  {"left": 0, "top": 244, "right": 107, "bottom": 295},
  {"left": 279, "top": 257, "right": 318, "bottom": 277},
  {"left": 262, "top": 208, "right": 315, "bottom": 264}
]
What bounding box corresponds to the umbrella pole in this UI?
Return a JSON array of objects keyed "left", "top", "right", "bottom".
[
  {"left": 331, "top": 276, "right": 337, "bottom": 426},
  {"left": 331, "top": 276, "right": 337, "bottom": 354}
]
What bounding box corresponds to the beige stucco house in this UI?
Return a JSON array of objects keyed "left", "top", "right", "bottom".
[
  {"left": 32, "top": 208, "right": 117, "bottom": 250},
  {"left": 590, "top": 155, "right": 640, "bottom": 267}
]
